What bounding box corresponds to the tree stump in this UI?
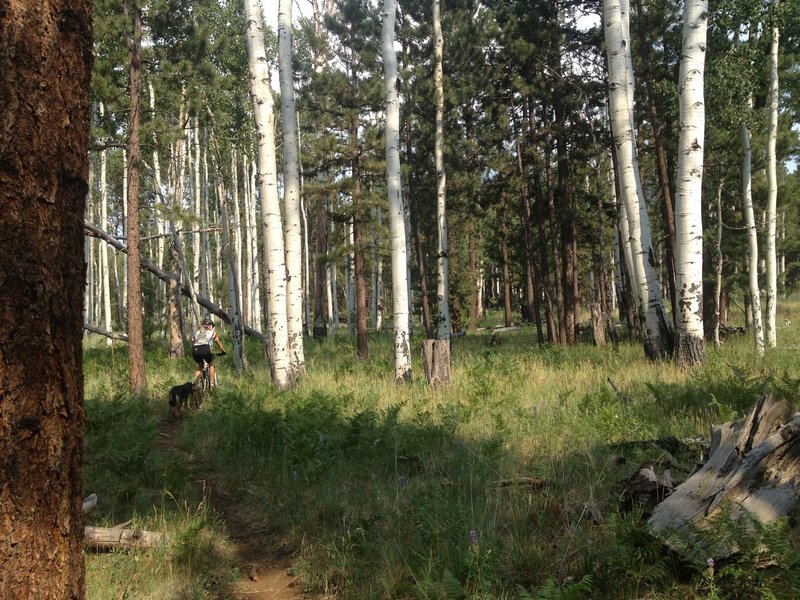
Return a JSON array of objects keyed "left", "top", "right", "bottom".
[
  {"left": 422, "top": 339, "right": 451, "bottom": 387},
  {"left": 648, "top": 395, "right": 800, "bottom": 558}
]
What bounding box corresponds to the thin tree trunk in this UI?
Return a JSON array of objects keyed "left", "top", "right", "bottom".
[
  {"left": 742, "top": 96, "right": 764, "bottom": 356},
  {"left": 314, "top": 193, "right": 328, "bottom": 338},
  {"left": 765, "top": 16, "right": 779, "bottom": 348},
  {"left": 713, "top": 181, "right": 723, "bottom": 348},
  {"left": 126, "top": 0, "right": 147, "bottom": 393},
  {"left": 383, "top": 0, "right": 412, "bottom": 381},
  {"left": 278, "top": 0, "right": 306, "bottom": 377},
  {"left": 433, "top": 0, "right": 450, "bottom": 341},
  {"left": 673, "top": 0, "right": 707, "bottom": 367}
]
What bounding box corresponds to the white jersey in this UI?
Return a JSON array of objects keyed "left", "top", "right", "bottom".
[{"left": 192, "top": 328, "right": 216, "bottom": 348}]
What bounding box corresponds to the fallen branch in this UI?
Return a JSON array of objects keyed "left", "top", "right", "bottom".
[
  {"left": 492, "top": 476, "right": 547, "bottom": 488},
  {"left": 84, "top": 526, "right": 164, "bottom": 550},
  {"left": 83, "top": 323, "right": 128, "bottom": 342},
  {"left": 84, "top": 221, "right": 264, "bottom": 341}
]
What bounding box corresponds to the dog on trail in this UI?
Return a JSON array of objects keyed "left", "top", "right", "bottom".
[{"left": 168, "top": 382, "right": 195, "bottom": 418}]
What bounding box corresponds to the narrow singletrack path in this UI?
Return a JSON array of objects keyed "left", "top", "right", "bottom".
[{"left": 158, "top": 415, "right": 306, "bottom": 600}]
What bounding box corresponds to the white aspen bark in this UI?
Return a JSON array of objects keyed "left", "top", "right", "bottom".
[
  {"left": 244, "top": 0, "right": 290, "bottom": 389},
  {"left": 742, "top": 95, "right": 765, "bottom": 356},
  {"left": 603, "top": 0, "right": 671, "bottom": 360},
  {"left": 85, "top": 163, "right": 95, "bottom": 327},
  {"left": 301, "top": 189, "right": 311, "bottom": 337},
  {"left": 371, "top": 206, "right": 384, "bottom": 331},
  {"left": 249, "top": 158, "right": 261, "bottom": 326},
  {"left": 278, "top": 0, "right": 306, "bottom": 377},
  {"left": 433, "top": 0, "right": 450, "bottom": 341},
  {"left": 99, "top": 103, "right": 112, "bottom": 345},
  {"left": 231, "top": 148, "right": 243, "bottom": 315},
  {"left": 121, "top": 149, "right": 128, "bottom": 313},
  {"left": 242, "top": 156, "right": 253, "bottom": 327},
  {"left": 673, "top": 0, "right": 707, "bottom": 366},
  {"left": 382, "top": 0, "right": 412, "bottom": 382},
  {"left": 328, "top": 219, "right": 338, "bottom": 334},
  {"left": 346, "top": 220, "right": 355, "bottom": 334},
  {"left": 148, "top": 82, "right": 166, "bottom": 280},
  {"left": 765, "top": 19, "right": 779, "bottom": 348},
  {"left": 216, "top": 170, "right": 247, "bottom": 372},
  {"left": 713, "top": 181, "right": 723, "bottom": 348},
  {"left": 193, "top": 117, "right": 202, "bottom": 296}
]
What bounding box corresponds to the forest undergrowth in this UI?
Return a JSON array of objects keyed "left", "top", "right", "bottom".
[{"left": 83, "top": 301, "right": 800, "bottom": 599}]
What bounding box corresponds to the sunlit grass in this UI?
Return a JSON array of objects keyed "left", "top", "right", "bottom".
[{"left": 83, "top": 297, "right": 800, "bottom": 599}]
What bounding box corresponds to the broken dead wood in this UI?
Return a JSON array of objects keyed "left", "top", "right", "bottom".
[
  {"left": 422, "top": 339, "right": 451, "bottom": 386},
  {"left": 84, "top": 221, "right": 264, "bottom": 341},
  {"left": 648, "top": 395, "right": 800, "bottom": 558},
  {"left": 83, "top": 323, "right": 129, "bottom": 342},
  {"left": 82, "top": 493, "right": 98, "bottom": 514},
  {"left": 84, "top": 525, "right": 164, "bottom": 550}
]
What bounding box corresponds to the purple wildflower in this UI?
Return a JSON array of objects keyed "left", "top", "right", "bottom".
[{"left": 469, "top": 529, "right": 479, "bottom": 546}]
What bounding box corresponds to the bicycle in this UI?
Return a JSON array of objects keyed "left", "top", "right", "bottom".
[{"left": 194, "top": 352, "right": 225, "bottom": 407}]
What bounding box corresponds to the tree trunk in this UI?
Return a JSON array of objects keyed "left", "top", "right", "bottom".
[
  {"left": 278, "top": 0, "right": 306, "bottom": 377},
  {"left": 604, "top": 0, "right": 672, "bottom": 360},
  {"left": 422, "top": 339, "right": 451, "bottom": 387},
  {"left": 244, "top": 0, "right": 290, "bottom": 388},
  {"left": 673, "top": 0, "right": 707, "bottom": 367},
  {"left": 126, "top": 0, "right": 147, "bottom": 393},
  {"left": 433, "top": 0, "right": 451, "bottom": 342},
  {"left": 649, "top": 396, "right": 800, "bottom": 559},
  {"left": 382, "top": 0, "right": 412, "bottom": 382},
  {"left": 765, "top": 19, "right": 779, "bottom": 348},
  {"left": 742, "top": 95, "right": 764, "bottom": 356},
  {"left": 313, "top": 193, "right": 328, "bottom": 338},
  {"left": 0, "top": 0, "right": 91, "bottom": 595}
]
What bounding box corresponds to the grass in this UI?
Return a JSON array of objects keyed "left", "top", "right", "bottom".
[{"left": 83, "top": 299, "right": 800, "bottom": 599}]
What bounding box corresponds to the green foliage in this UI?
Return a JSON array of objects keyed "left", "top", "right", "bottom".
[{"left": 84, "top": 298, "right": 800, "bottom": 599}]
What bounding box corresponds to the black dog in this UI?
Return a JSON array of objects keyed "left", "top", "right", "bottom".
[{"left": 168, "top": 382, "right": 195, "bottom": 418}]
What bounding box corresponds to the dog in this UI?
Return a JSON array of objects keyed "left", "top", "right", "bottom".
[{"left": 168, "top": 382, "right": 195, "bottom": 418}]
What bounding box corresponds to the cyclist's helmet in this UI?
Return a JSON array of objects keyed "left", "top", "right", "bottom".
[{"left": 202, "top": 318, "right": 214, "bottom": 327}]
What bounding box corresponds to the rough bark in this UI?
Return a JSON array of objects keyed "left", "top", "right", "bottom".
[
  {"left": 649, "top": 396, "right": 800, "bottom": 559},
  {"left": 313, "top": 194, "right": 329, "bottom": 338},
  {"left": 422, "top": 339, "right": 451, "bottom": 387},
  {"left": 125, "top": 0, "right": 147, "bottom": 393},
  {"left": 0, "top": 1, "right": 92, "bottom": 596}
]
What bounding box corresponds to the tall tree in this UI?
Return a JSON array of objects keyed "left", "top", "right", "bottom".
[
  {"left": 278, "top": 0, "right": 307, "bottom": 376},
  {"left": 244, "top": 0, "right": 291, "bottom": 389},
  {"left": 0, "top": 0, "right": 92, "bottom": 596},
  {"left": 765, "top": 6, "right": 780, "bottom": 348},
  {"left": 603, "top": 0, "right": 673, "bottom": 360},
  {"left": 382, "top": 0, "right": 412, "bottom": 382},
  {"left": 433, "top": 0, "right": 451, "bottom": 341},
  {"left": 673, "top": 0, "right": 708, "bottom": 367},
  {"left": 125, "top": 0, "right": 147, "bottom": 392}
]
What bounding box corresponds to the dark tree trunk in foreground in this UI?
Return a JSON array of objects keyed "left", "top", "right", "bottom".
[
  {"left": 125, "top": 0, "right": 147, "bottom": 393},
  {"left": 0, "top": 1, "right": 92, "bottom": 597}
]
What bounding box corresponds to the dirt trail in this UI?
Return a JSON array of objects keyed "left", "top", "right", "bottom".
[{"left": 158, "top": 418, "right": 305, "bottom": 600}]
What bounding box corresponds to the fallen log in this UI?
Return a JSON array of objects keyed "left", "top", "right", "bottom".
[
  {"left": 84, "top": 221, "right": 264, "bottom": 341},
  {"left": 648, "top": 395, "right": 800, "bottom": 558},
  {"left": 84, "top": 526, "right": 164, "bottom": 550}
]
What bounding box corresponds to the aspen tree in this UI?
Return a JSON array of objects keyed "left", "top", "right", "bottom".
[
  {"left": 244, "top": 0, "right": 291, "bottom": 388},
  {"left": 278, "top": 0, "right": 307, "bottom": 377},
  {"left": 673, "top": 0, "right": 707, "bottom": 366},
  {"left": 765, "top": 11, "right": 779, "bottom": 348},
  {"left": 603, "top": 0, "right": 672, "bottom": 360},
  {"left": 382, "top": 0, "right": 412, "bottom": 381}
]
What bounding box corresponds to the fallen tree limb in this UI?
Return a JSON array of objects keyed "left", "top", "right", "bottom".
[
  {"left": 84, "top": 221, "right": 264, "bottom": 341},
  {"left": 84, "top": 526, "right": 164, "bottom": 550},
  {"left": 648, "top": 395, "right": 800, "bottom": 558},
  {"left": 83, "top": 323, "right": 128, "bottom": 342}
]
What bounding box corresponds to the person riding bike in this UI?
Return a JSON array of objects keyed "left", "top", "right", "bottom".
[{"left": 191, "top": 318, "right": 226, "bottom": 388}]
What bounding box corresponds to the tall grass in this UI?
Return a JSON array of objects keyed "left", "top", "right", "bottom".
[{"left": 84, "top": 300, "right": 800, "bottom": 599}]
